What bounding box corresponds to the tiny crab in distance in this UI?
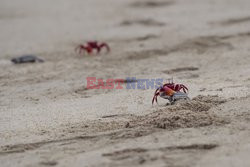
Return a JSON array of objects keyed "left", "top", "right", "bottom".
[
  {"left": 75, "top": 41, "right": 110, "bottom": 55},
  {"left": 152, "top": 79, "right": 189, "bottom": 105}
]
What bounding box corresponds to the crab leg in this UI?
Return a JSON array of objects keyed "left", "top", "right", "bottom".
[
  {"left": 152, "top": 88, "right": 160, "bottom": 105},
  {"left": 181, "top": 85, "right": 188, "bottom": 93},
  {"left": 100, "top": 43, "right": 110, "bottom": 53}
]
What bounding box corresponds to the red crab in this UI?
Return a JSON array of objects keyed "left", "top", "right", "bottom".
[
  {"left": 75, "top": 41, "right": 110, "bottom": 55},
  {"left": 152, "top": 80, "right": 189, "bottom": 105},
  {"left": 163, "top": 79, "right": 188, "bottom": 93}
]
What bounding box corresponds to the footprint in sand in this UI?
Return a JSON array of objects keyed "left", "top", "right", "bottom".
[
  {"left": 102, "top": 144, "right": 218, "bottom": 166},
  {"left": 130, "top": 0, "right": 174, "bottom": 8},
  {"left": 163, "top": 67, "right": 199, "bottom": 74},
  {"left": 39, "top": 161, "right": 58, "bottom": 166},
  {"left": 135, "top": 34, "right": 159, "bottom": 41},
  {"left": 214, "top": 16, "right": 250, "bottom": 26},
  {"left": 120, "top": 19, "right": 165, "bottom": 27}
]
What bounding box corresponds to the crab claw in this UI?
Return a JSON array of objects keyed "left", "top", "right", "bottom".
[{"left": 152, "top": 86, "right": 177, "bottom": 105}]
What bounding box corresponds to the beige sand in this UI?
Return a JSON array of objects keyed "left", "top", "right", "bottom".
[{"left": 1, "top": 0, "right": 250, "bottom": 166}]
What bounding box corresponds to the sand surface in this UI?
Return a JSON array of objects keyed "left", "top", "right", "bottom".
[{"left": 1, "top": 0, "right": 250, "bottom": 166}]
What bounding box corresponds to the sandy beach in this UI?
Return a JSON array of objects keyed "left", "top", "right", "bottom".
[{"left": 1, "top": 0, "right": 250, "bottom": 166}]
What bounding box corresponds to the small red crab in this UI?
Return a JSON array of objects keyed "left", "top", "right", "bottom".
[
  {"left": 75, "top": 41, "right": 110, "bottom": 55},
  {"left": 152, "top": 79, "right": 189, "bottom": 105},
  {"left": 163, "top": 78, "right": 188, "bottom": 93}
]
